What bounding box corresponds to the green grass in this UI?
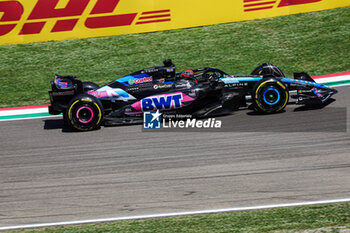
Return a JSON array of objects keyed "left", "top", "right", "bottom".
[
  {"left": 16, "top": 203, "right": 350, "bottom": 233},
  {"left": 0, "top": 7, "right": 349, "bottom": 108}
]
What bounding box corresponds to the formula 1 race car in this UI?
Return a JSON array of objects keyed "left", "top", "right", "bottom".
[{"left": 48, "top": 60, "right": 337, "bottom": 131}]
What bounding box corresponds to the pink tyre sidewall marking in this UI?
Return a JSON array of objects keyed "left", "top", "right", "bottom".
[{"left": 76, "top": 106, "right": 94, "bottom": 124}]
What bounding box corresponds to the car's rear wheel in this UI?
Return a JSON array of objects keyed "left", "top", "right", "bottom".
[
  {"left": 65, "top": 94, "right": 103, "bottom": 131},
  {"left": 252, "top": 78, "right": 289, "bottom": 113}
]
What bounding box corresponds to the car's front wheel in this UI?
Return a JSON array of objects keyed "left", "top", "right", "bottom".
[
  {"left": 65, "top": 94, "right": 104, "bottom": 131},
  {"left": 252, "top": 78, "right": 289, "bottom": 113}
]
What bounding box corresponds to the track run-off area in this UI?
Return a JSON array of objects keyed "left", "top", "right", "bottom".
[{"left": 0, "top": 73, "right": 349, "bottom": 230}]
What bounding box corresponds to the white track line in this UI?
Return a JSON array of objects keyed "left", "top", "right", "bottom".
[{"left": 1, "top": 198, "right": 349, "bottom": 231}]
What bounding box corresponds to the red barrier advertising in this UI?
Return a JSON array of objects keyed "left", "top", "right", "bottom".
[{"left": 0, "top": 0, "right": 349, "bottom": 45}]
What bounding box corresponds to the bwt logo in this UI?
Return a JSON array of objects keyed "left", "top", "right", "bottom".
[
  {"left": 243, "top": 0, "right": 322, "bottom": 12},
  {"left": 141, "top": 93, "right": 183, "bottom": 111},
  {"left": 0, "top": 0, "right": 171, "bottom": 36}
]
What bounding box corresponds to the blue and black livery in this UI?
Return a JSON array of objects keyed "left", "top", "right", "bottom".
[{"left": 48, "top": 60, "right": 337, "bottom": 131}]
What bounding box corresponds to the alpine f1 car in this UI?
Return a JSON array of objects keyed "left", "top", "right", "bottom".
[{"left": 48, "top": 60, "right": 337, "bottom": 131}]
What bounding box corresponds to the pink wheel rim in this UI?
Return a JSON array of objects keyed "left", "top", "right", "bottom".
[{"left": 76, "top": 106, "right": 94, "bottom": 123}]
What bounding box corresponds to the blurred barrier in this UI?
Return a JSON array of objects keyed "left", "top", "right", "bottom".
[{"left": 0, "top": 0, "right": 349, "bottom": 45}]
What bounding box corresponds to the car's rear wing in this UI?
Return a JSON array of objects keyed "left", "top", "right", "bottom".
[{"left": 48, "top": 75, "right": 84, "bottom": 115}]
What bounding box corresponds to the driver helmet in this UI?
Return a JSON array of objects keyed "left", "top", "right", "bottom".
[{"left": 180, "top": 70, "right": 195, "bottom": 78}]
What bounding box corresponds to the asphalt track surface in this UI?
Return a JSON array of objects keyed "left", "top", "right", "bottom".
[{"left": 0, "top": 86, "right": 350, "bottom": 228}]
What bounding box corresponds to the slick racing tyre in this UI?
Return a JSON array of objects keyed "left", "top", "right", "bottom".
[
  {"left": 65, "top": 94, "right": 103, "bottom": 131},
  {"left": 252, "top": 78, "right": 289, "bottom": 113}
]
